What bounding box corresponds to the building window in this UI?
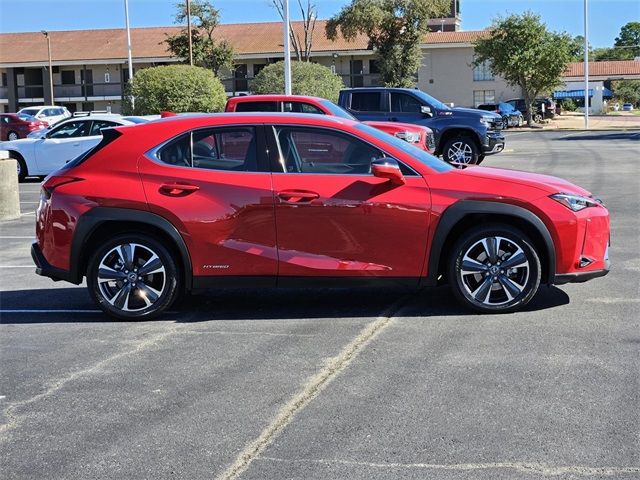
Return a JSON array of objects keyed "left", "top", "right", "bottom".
[
  {"left": 473, "top": 90, "right": 495, "bottom": 107},
  {"left": 61, "top": 71, "right": 75, "bottom": 85},
  {"left": 473, "top": 60, "right": 494, "bottom": 81},
  {"left": 369, "top": 59, "right": 381, "bottom": 74}
]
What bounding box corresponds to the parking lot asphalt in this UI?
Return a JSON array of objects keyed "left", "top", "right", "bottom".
[{"left": 1, "top": 130, "right": 639, "bottom": 479}]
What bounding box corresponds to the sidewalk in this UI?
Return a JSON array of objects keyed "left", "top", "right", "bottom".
[{"left": 516, "top": 112, "right": 640, "bottom": 131}]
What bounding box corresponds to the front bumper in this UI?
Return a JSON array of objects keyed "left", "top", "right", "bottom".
[
  {"left": 554, "top": 263, "right": 610, "bottom": 284},
  {"left": 31, "top": 242, "right": 79, "bottom": 284},
  {"left": 482, "top": 131, "right": 505, "bottom": 155}
]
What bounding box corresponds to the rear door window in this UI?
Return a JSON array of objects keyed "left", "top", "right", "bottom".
[
  {"left": 235, "top": 101, "right": 279, "bottom": 112},
  {"left": 349, "top": 92, "right": 382, "bottom": 112}
]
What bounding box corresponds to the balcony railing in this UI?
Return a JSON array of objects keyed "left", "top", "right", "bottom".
[
  {"left": 0, "top": 86, "right": 8, "bottom": 99},
  {"left": 18, "top": 85, "right": 45, "bottom": 98},
  {"left": 55, "top": 83, "right": 123, "bottom": 98}
]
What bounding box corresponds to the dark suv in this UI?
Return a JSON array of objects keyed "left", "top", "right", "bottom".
[
  {"left": 506, "top": 98, "right": 556, "bottom": 123},
  {"left": 338, "top": 87, "right": 505, "bottom": 167}
]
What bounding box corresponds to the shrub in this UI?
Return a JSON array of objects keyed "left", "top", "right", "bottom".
[
  {"left": 251, "top": 61, "right": 344, "bottom": 103},
  {"left": 560, "top": 98, "right": 577, "bottom": 111},
  {"left": 123, "top": 65, "right": 226, "bottom": 115}
]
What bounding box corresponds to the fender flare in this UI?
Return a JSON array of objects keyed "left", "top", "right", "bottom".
[
  {"left": 423, "top": 200, "right": 556, "bottom": 286},
  {"left": 69, "top": 207, "right": 193, "bottom": 289}
]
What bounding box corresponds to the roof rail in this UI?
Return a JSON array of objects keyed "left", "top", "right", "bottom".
[{"left": 72, "top": 110, "right": 111, "bottom": 117}]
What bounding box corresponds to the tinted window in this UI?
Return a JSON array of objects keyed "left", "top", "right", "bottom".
[
  {"left": 275, "top": 126, "right": 382, "bottom": 175},
  {"left": 390, "top": 93, "right": 422, "bottom": 113},
  {"left": 20, "top": 108, "right": 39, "bottom": 117},
  {"left": 235, "top": 101, "right": 279, "bottom": 112},
  {"left": 350, "top": 92, "right": 381, "bottom": 112},
  {"left": 477, "top": 104, "right": 496, "bottom": 111},
  {"left": 48, "top": 120, "right": 90, "bottom": 138},
  {"left": 285, "top": 102, "right": 324, "bottom": 114},
  {"left": 90, "top": 120, "right": 118, "bottom": 136},
  {"left": 0, "top": 116, "right": 9, "bottom": 124},
  {"left": 156, "top": 127, "right": 258, "bottom": 172}
]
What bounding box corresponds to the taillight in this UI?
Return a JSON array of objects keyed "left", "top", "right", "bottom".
[{"left": 41, "top": 175, "right": 82, "bottom": 199}]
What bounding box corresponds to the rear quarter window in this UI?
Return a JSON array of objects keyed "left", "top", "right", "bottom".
[
  {"left": 235, "top": 101, "right": 279, "bottom": 112},
  {"left": 350, "top": 92, "right": 382, "bottom": 112}
]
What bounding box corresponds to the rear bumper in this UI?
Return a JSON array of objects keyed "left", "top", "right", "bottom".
[{"left": 31, "top": 242, "right": 80, "bottom": 284}]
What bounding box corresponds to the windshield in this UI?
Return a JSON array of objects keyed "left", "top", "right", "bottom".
[
  {"left": 411, "top": 90, "right": 451, "bottom": 111},
  {"left": 319, "top": 99, "right": 358, "bottom": 120},
  {"left": 499, "top": 103, "right": 514, "bottom": 113},
  {"left": 355, "top": 123, "right": 452, "bottom": 173},
  {"left": 19, "top": 108, "right": 39, "bottom": 116},
  {"left": 18, "top": 114, "right": 37, "bottom": 122}
]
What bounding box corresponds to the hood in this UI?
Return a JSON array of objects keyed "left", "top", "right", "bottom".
[
  {"left": 458, "top": 166, "right": 592, "bottom": 197},
  {"left": 449, "top": 107, "right": 502, "bottom": 119},
  {"left": 0, "top": 138, "right": 38, "bottom": 149}
]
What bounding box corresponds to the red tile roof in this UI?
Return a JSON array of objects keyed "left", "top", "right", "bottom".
[{"left": 565, "top": 60, "right": 640, "bottom": 77}]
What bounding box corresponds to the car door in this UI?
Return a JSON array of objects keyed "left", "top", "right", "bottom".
[
  {"left": 388, "top": 91, "right": 427, "bottom": 123},
  {"left": 34, "top": 119, "right": 92, "bottom": 174},
  {"left": 138, "top": 125, "right": 278, "bottom": 281},
  {"left": 268, "top": 124, "right": 431, "bottom": 282},
  {"left": 345, "top": 91, "right": 386, "bottom": 121}
]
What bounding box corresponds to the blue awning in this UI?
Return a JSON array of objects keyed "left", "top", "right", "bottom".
[{"left": 554, "top": 88, "right": 614, "bottom": 99}]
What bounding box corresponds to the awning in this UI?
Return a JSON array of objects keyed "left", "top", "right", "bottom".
[{"left": 554, "top": 87, "right": 614, "bottom": 99}]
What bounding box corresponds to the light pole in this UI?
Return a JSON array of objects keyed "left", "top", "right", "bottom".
[
  {"left": 283, "top": 0, "right": 291, "bottom": 95},
  {"left": 584, "top": 0, "right": 589, "bottom": 129},
  {"left": 124, "top": 0, "right": 135, "bottom": 110},
  {"left": 41, "top": 31, "right": 54, "bottom": 105},
  {"left": 187, "top": 0, "right": 193, "bottom": 66}
]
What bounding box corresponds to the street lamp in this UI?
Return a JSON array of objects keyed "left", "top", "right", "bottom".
[{"left": 41, "top": 30, "right": 54, "bottom": 105}]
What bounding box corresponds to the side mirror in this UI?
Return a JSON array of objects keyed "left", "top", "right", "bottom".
[
  {"left": 420, "top": 105, "right": 433, "bottom": 117},
  {"left": 371, "top": 158, "right": 405, "bottom": 186}
]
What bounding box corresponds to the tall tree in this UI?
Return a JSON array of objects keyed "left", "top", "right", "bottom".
[
  {"left": 326, "top": 0, "right": 450, "bottom": 87},
  {"left": 271, "top": 0, "right": 318, "bottom": 61},
  {"left": 165, "top": 0, "right": 234, "bottom": 76},
  {"left": 474, "top": 12, "right": 573, "bottom": 126},
  {"left": 614, "top": 21, "right": 640, "bottom": 58}
]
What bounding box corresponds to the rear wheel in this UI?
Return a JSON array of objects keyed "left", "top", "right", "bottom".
[
  {"left": 447, "top": 224, "right": 541, "bottom": 313},
  {"left": 442, "top": 136, "right": 479, "bottom": 168},
  {"left": 9, "top": 152, "right": 27, "bottom": 182},
  {"left": 534, "top": 113, "right": 543, "bottom": 123},
  {"left": 7, "top": 131, "right": 19, "bottom": 141},
  {"left": 87, "top": 234, "right": 180, "bottom": 320}
]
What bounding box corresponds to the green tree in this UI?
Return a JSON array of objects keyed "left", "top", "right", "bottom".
[
  {"left": 326, "top": 0, "right": 450, "bottom": 87},
  {"left": 474, "top": 12, "right": 573, "bottom": 126},
  {"left": 612, "top": 80, "right": 640, "bottom": 106},
  {"left": 251, "top": 61, "right": 344, "bottom": 102},
  {"left": 614, "top": 21, "right": 640, "bottom": 58},
  {"left": 165, "top": 0, "right": 234, "bottom": 75},
  {"left": 124, "top": 65, "right": 226, "bottom": 115}
]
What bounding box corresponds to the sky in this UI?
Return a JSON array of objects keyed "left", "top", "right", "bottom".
[{"left": 0, "top": 0, "right": 638, "bottom": 48}]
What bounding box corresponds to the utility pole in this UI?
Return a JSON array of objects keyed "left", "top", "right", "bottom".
[
  {"left": 41, "top": 31, "right": 54, "bottom": 105},
  {"left": 584, "top": 0, "right": 589, "bottom": 129},
  {"left": 283, "top": 0, "right": 292, "bottom": 95},
  {"left": 124, "top": 0, "right": 135, "bottom": 110},
  {"left": 187, "top": 0, "right": 193, "bottom": 66}
]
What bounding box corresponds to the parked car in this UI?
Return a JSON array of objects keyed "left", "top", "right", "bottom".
[
  {"left": 338, "top": 87, "right": 505, "bottom": 167},
  {"left": 225, "top": 95, "right": 436, "bottom": 153},
  {"left": 2, "top": 114, "right": 143, "bottom": 181},
  {"left": 622, "top": 103, "right": 634, "bottom": 111},
  {"left": 0, "top": 113, "right": 48, "bottom": 141},
  {"left": 17, "top": 105, "right": 71, "bottom": 126},
  {"left": 477, "top": 103, "right": 523, "bottom": 129},
  {"left": 505, "top": 98, "right": 555, "bottom": 123},
  {"left": 31, "top": 113, "right": 610, "bottom": 320}
]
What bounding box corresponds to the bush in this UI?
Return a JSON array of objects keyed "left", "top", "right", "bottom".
[
  {"left": 252, "top": 61, "right": 344, "bottom": 103},
  {"left": 559, "top": 98, "right": 577, "bottom": 111},
  {"left": 123, "top": 65, "right": 226, "bottom": 115},
  {"left": 612, "top": 80, "right": 640, "bottom": 106}
]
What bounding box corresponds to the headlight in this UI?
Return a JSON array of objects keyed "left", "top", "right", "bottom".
[
  {"left": 550, "top": 193, "right": 601, "bottom": 211},
  {"left": 394, "top": 131, "right": 421, "bottom": 143},
  {"left": 480, "top": 116, "right": 495, "bottom": 126}
]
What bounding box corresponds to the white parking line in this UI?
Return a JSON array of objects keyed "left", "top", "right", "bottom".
[
  {"left": 0, "top": 266, "right": 34, "bottom": 268},
  {"left": 0, "top": 309, "right": 102, "bottom": 314},
  {"left": 0, "top": 236, "right": 33, "bottom": 239},
  {"left": 20, "top": 201, "right": 39, "bottom": 204},
  {"left": 20, "top": 212, "right": 35, "bottom": 216}
]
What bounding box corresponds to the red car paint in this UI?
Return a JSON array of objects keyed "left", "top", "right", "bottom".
[
  {"left": 225, "top": 95, "right": 436, "bottom": 153},
  {"left": 0, "top": 113, "right": 48, "bottom": 140},
  {"left": 33, "top": 113, "right": 609, "bottom": 316}
]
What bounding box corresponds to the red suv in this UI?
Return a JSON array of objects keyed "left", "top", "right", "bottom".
[
  {"left": 32, "top": 114, "right": 610, "bottom": 319},
  {"left": 225, "top": 95, "right": 436, "bottom": 153}
]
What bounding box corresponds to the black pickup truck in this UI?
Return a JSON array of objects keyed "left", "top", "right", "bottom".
[{"left": 338, "top": 87, "right": 505, "bottom": 166}]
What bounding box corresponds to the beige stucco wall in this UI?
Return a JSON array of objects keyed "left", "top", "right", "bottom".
[{"left": 418, "top": 46, "right": 521, "bottom": 107}]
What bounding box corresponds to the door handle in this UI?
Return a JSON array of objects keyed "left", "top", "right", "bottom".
[
  {"left": 277, "top": 189, "right": 319, "bottom": 203},
  {"left": 159, "top": 182, "right": 200, "bottom": 196},
  {"left": 389, "top": 117, "right": 398, "bottom": 122}
]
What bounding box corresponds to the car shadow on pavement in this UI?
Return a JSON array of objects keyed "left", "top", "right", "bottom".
[{"left": 0, "top": 285, "right": 570, "bottom": 324}]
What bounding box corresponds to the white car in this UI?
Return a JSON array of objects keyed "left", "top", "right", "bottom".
[
  {"left": 17, "top": 106, "right": 71, "bottom": 126},
  {"left": 2, "top": 115, "right": 144, "bottom": 181}
]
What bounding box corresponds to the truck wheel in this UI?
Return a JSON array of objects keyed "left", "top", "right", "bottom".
[
  {"left": 448, "top": 224, "right": 541, "bottom": 313},
  {"left": 442, "top": 136, "right": 479, "bottom": 168},
  {"left": 87, "top": 234, "right": 181, "bottom": 320}
]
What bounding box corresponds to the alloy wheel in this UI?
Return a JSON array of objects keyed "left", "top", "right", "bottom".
[
  {"left": 447, "top": 141, "right": 474, "bottom": 167},
  {"left": 457, "top": 236, "right": 530, "bottom": 306},
  {"left": 96, "top": 243, "right": 167, "bottom": 312},
  {"left": 8, "top": 132, "right": 18, "bottom": 141}
]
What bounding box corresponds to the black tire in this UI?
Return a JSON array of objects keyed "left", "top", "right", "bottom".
[
  {"left": 9, "top": 152, "right": 27, "bottom": 182},
  {"left": 447, "top": 224, "right": 541, "bottom": 313},
  {"left": 7, "top": 130, "right": 19, "bottom": 141},
  {"left": 534, "top": 113, "right": 543, "bottom": 123},
  {"left": 476, "top": 154, "right": 486, "bottom": 165},
  {"left": 87, "top": 233, "right": 180, "bottom": 320},
  {"left": 442, "top": 136, "right": 479, "bottom": 168},
  {"left": 502, "top": 116, "right": 509, "bottom": 130}
]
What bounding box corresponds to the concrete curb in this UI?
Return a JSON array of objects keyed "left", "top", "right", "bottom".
[{"left": 0, "top": 153, "right": 21, "bottom": 221}]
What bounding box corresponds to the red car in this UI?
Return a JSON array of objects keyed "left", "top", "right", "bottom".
[
  {"left": 0, "top": 113, "right": 48, "bottom": 140},
  {"left": 32, "top": 113, "right": 610, "bottom": 320},
  {"left": 225, "top": 95, "right": 436, "bottom": 153}
]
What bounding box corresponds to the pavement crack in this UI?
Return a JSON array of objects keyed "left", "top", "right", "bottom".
[
  {"left": 256, "top": 456, "right": 640, "bottom": 477},
  {"left": 215, "top": 294, "right": 415, "bottom": 480},
  {"left": 0, "top": 323, "right": 183, "bottom": 440}
]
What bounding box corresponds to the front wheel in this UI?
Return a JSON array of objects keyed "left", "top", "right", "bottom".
[
  {"left": 7, "top": 131, "right": 19, "bottom": 141},
  {"left": 447, "top": 225, "right": 541, "bottom": 313},
  {"left": 87, "top": 234, "right": 181, "bottom": 320},
  {"left": 442, "top": 136, "right": 479, "bottom": 168}
]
